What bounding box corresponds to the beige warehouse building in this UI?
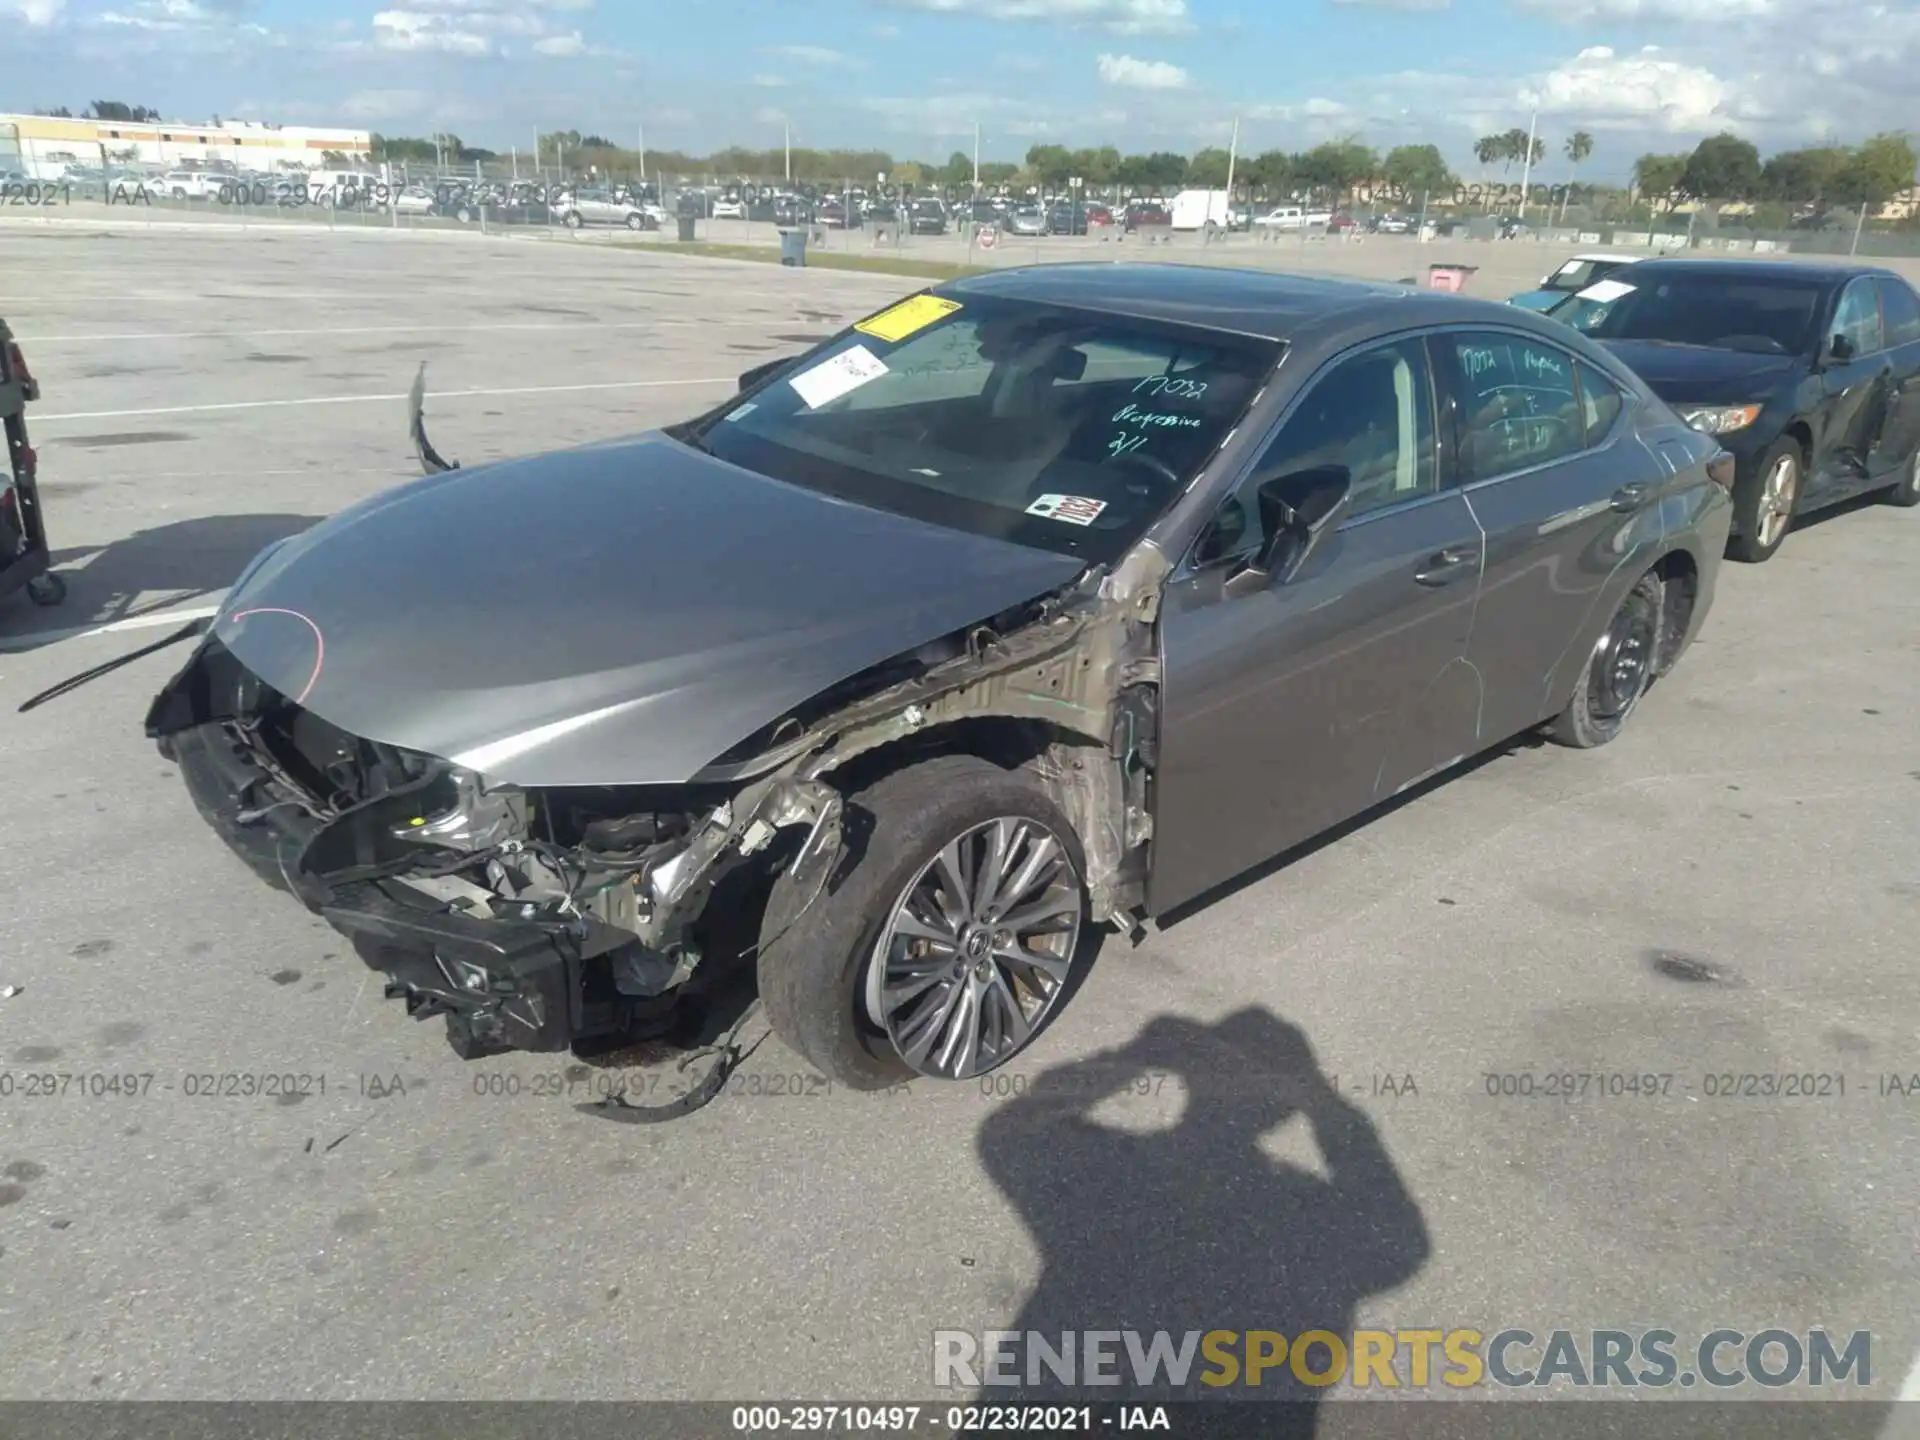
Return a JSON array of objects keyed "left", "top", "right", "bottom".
[{"left": 0, "top": 113, "right": 370, "bottom": 176}]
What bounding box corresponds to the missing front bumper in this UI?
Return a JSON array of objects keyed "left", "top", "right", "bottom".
[{"left": 166, "top": 719, "right": 661, "bottom": 1058}]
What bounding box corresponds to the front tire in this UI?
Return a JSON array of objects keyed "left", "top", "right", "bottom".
[
  {"left": 757, "top": 755, "right": 1088, "bottom": 1088},
  {"left": 1881, "top": 445, "right": 1920, "bottom": 509},
  {"left": 1546, "top": 570, "right": 1663, "bottom": 749},
  {"left": 1728, "top": 437, "right": 1802, "bottom": 562},
  {"left": 563, "top": 210, "right": 582, "bottom": 230}
]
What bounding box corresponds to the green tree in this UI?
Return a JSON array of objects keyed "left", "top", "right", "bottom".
[
  {"left": 1633, "top": 153, "right": 1689, "bottom": 212},
  {"left": 1680, "top": 132, "right": 1763, "bottom": 202},
  {"left": 978, "top": 160, "right": 1019, "bottom": 187},
  {"left": 1381, "top": 143, "right": 1455, "bottom": 201},
  {"left": 1759, "top": 145, "right": 1850, "bottom": 206},
  {"left": 1295, "top": 138, "right": 1378, "bottom": 203},
  {"left": 1473, "top": 134, "right": 1505, "bottom": 171},
  {"left": 1244, "top": 149, "right": 1295, "bottom": 201},
  {"left": 1829, "top": 132, "right": 1919, "bottom": 209},
  {"left": 1186, "top": 147, "right": 1232, "bottom": 186},
  {"left": 1564, "top": 129, "right": 1594, "bottom": 188},
  {"left": 942, "top": 150, "right": 973, "bottom": 186},
  {"left": 1025, "top": 144, "right": 1073, "bottom": 187},
  {"left": 890, "top": 160, "right": 925, "bottom": 187}
]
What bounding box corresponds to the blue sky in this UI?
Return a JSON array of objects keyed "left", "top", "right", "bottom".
[{"left": 3, "top": 0, "right": 1913, "bottom": 178}]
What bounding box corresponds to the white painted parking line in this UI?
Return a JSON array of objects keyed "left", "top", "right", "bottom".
[
  {"left": 0, "top": 600, "right": 224, "bottom": 653},
  {"left": 16, "top": 319, "right": 831, "bottom": 342},
  {"left": 30, "top": 375, "right": 734, "bottom": 423}
]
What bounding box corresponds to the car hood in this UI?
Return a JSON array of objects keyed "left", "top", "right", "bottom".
[
  {"left": 1598, "top": 339, "right": 1802, "bottom": 405},
  {"left": 207, "top": 433, "right": 1084, "bottom": 788}
]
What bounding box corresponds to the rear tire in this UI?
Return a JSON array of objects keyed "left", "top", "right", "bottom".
[
  {"left": 1727, "top": 437, "right": 1802, "bottom": 562},
  {"left": 1546, "top": 571, "right": 1663, "bottom": 749},
  {"left": 757, "top": 755, "right": 1089, "bottom": 1089},
  {"left": 1881, "top": 445, "right": 1920, "bottom": 508}
]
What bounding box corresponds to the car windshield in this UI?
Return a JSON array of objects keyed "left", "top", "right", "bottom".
[
  {"left": 1544, "top": 259, "right": 1620, "bottom": 292},
  {"left": 1556, "top": 271, "right": 1826, "bottom": 355},
  {"left": 682, "top": 294, "right": 1281, "bottom": 564}
]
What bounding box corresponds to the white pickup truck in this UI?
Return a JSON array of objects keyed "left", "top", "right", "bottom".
[{"left": 160, "top": 170, "right": 226, "bottom": 201}]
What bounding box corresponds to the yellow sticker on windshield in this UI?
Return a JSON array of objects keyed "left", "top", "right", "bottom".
[{"left": 854, "top": 294, "right": 962, "bottom": 344}]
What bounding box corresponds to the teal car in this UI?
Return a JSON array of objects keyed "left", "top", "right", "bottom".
[{"left": 1509, "top": 253, "right": 1639, "bottom": 313}]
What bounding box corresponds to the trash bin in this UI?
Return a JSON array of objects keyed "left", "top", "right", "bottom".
[
  {"left": 778, "top": 227, "right": 807, "bottom": 267},
  {"left": 677, "top": 214, "right": 697, "bottom": 243},
  {"left": 1427, "top": 263, "right": 1478, "bottom": 293}
]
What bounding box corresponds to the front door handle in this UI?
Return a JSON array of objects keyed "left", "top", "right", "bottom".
[
  {"left": 1611, "top": 482, "right": 1653, "bottom": 512},
  {"left": 1414, "top": 547, "right": 1476, "bottom": 586}
]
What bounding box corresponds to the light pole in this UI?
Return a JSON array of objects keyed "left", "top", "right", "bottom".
[
  {"left": 1222, "top": 115, "right": 1240, "bottom": 237},
  {"left": 785, "top": 121, "right": 791, "bottom": 183},
  {"left": 1517, "top": 101, "right": 1538, "bottom": 219}
]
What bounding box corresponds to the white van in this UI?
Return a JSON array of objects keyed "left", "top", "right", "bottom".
[
  {"left": 1169, "top": 188, "right": 1233, "bottom": 231},
  {"left": 307, "top": 169, "right": 384, "bottom": 207}
]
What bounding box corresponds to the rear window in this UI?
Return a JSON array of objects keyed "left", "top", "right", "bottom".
[{"left": 684, "top": 294, "right": 1281, "bottom": 564}]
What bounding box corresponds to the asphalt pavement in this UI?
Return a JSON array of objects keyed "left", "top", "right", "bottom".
[{"left": 0, "top": 228, "right": 1917, "bottom": 1416}]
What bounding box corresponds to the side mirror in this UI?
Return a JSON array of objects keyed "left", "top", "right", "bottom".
[
  {"left": 1824, "top": 333, "right": 1855, "bottom": 364},
  {"left": 738, "top": 355, "right": 801, "bottom": 393},
  {"left": 1221, "top": 464, "right": 1353, "bottom": 599}
]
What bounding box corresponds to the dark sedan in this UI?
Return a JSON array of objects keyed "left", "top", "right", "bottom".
[
  {"left": 1550, "top": 259, "right": 1920, "bottom": 561},
  {"left": 908, "top": 199, "right": 948, "bottom": 235},
  {"left": 147, "top": 265, "right": 1729, "bottom": 1089}
]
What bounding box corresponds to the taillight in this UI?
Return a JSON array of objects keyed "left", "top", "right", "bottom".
[{"left": 1706, "top": 450, "right": 1735, "bottom": 490}]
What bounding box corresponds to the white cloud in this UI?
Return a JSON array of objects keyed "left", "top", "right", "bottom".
[
  {"left": 91, "top": 0, "right": 262, "bottom": 27},
  {"left": 862, "top": 90, "right": 1058, "bottom": 137},
  {"left": 1096, "top": 52, "right": 1189, "bottom": 89},
  {"left": 877, "top": 0, "right": 1192, "bottom": 37},
  {"left": 768, "top": 43, "right": 865, "bottom": 67},
  {"left": 371, "top": 0, "right": 593, "bottom": 55},
  {"left": 1528, "top": 44, "right": 1728, "bottom": 131},
  {"left": 1519, "top": 0, "right": 1772, "bottom": 18},
  {"left": 871, "top": 20, "right": 901, "bottom": 34},
  {"left": 5, "top": 0, "right": 65, "bottom": 22},
  {"left": 1332, "top": 0, "right": 1450, "bottom": 9},
  {"left": 372, "top": 9, "right": 487, "bottom": 50},
  {"left": 338, "top": 88, "right": 429, "bottom": 120},
  {"left": 751, "top": 73, "right": 789, "bottom": 87}
]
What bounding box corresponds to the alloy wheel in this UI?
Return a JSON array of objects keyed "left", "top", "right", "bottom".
[
  {"left": 865, "top": 816, "right": 1083, "bottom": 1080},
  {"left": 1755, "top": 453, "right": 1798, "bottom": 548},
  {"left": 1586, "top": 589, "right": 1659, "bottom": 726}
]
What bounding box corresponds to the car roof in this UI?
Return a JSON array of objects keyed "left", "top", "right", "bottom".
[
  {"left": 1564, "top": 253, "right": 1640, "bottom": 264},
  {"left": 943, "top": 262, "right": 1526, "bottom": 342},
  {"left": 1615, "top": 256, "right": 1895, "bottom": 286}
]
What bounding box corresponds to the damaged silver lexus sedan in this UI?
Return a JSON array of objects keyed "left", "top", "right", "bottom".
[{"left": 146, "top": 264, "right": 1733, "bottom": 1087}]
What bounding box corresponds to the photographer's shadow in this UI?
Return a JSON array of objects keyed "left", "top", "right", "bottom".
[{"left": 976, "top": 1009, "right": 1430, "bottom": 1431}]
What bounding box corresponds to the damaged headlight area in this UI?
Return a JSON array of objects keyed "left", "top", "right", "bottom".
[{"left": 146, "top": 635, "right": 842, "bottom": 1060}]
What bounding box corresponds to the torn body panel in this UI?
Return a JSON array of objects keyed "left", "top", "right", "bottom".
[{"left": 146, "top": 535, "right": 1167, "bottom": 1058}]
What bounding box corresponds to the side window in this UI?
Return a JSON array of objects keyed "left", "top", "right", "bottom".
[
  {"left": 1194, "top": 338, "right": 1437, "bottom": 564},
  {"left": 1832, "top": 280, "right": 1884, "bottom": 355},
  {"left": 1877, "top": 280, "right": 1920, "bottom": 347},
  {"left": 1577, "top": 362, "right": 1625, "bottom": 446},
  {"left": 1446, "top": 332, "right": 1584, "bottom": 481}
]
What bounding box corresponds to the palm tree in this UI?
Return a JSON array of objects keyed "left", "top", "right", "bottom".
[
  {"left": 1561, "top": 129, "right": 1594, "bottom": 221},
  {"left": 1474, "top": 134, "right": 1503, "bottom": 174}
]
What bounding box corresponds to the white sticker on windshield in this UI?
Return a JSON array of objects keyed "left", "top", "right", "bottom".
[
  {"left": 725, "top": 403, "right": 756, "bottom": 421},
  {"left": 1577, "top": 277, "right": 1636, "bottom": 303},
  {"left": 788, "top": 345, "right": 888, "bottom": 409},
  {"left": 1025, "top": 493, "right": 1108, "bottom": 526}
]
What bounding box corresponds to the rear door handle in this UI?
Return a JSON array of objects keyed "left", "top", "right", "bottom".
[
  {"left": 1414, "top": 547, "right": 1476, "bottom": 586},
  {"left": 1611, "top": 482, "right": 1653, "bottom": 512}
]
